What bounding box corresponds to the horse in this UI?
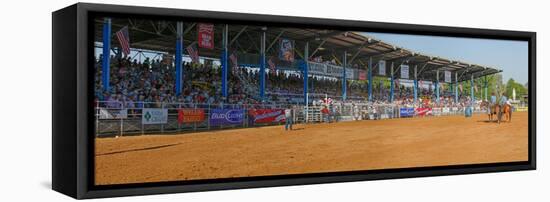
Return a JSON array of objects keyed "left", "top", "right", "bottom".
[
  {"left": 481, "top": 100, "right": 501, "bottom": 123},
  {"left": 502, "top": 103, "right": 512, "bottom": 123}
]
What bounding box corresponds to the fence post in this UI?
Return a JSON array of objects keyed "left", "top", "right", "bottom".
[
  {"left": 119, "top": 101, "right": 124, "bottom": 137},
  {"left": 160, "top": 102, "right": 165, "bottom": 134},
  {"left": 207, "top": 103, "right": 211, "bottom": 130}
]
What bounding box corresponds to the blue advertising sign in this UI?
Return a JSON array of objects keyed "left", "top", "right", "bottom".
[
  {"left": 209, "top": 109, "right": 245, "bottom": 126},
  {"left": 400, "top": 107, "right": 415, "bottom": 117}
]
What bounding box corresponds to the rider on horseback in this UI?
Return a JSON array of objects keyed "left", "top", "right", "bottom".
[{"left": 489, "top": 92, "right": 497, "bottom": 115}]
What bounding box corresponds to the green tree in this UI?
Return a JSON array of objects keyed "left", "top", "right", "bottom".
[{"left": 505, "top": 78, "right": 528, "bottom": 99}]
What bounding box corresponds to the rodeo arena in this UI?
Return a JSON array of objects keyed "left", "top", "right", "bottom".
[{"left": 93, "top": 18, "right": 529, "bottom": 185}]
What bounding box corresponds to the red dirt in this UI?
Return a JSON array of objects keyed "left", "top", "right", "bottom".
[{"left": 95, "top": 112, "right": 528, "bottom": 185}]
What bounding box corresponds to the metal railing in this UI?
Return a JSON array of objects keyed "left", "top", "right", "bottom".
[{"left": 95, "top": 100, "right": 486, "bottom": 137}]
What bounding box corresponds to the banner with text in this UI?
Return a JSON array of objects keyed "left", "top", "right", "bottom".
[
  {"left": 198, "top": 23, "right": 214, "bottom": 49},
  {"left": 401, "top": 65, "right": 409, "bottom": 79},
  {"left": 248, "top": 109, "right": 286, "bottom": 124},
  {"left": 209, "top": 109, "right": 245, "bottom": 126},
  {"left": 378, "top": 60, "right": 386, "bottom": 75},
  {"left": 415, "top": 107, "right": 432, "bottom": 116},
  {"left": 399, "top": 108, "right": 415, "bottom": 117},
  {"left": 178, "top": 109, "right": 206, "bottom": 123},
  {"left": 445, "top": 71, "right": 452, "bottom": 83},
  {"left": 142, "top": 108, "right": 168, "bottom": 124}
]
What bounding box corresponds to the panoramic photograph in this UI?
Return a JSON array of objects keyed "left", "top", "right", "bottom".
[{"left": 92, "top": 16, "right": 529, "bottom": 185}]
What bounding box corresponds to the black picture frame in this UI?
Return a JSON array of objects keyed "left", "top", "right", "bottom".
[{"left": 52, "top": 3, "right": 536, "bottom": 199}]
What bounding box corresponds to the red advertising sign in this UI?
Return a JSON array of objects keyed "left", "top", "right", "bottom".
[
  {"left": 248, "top": 109, "right": 286, "bottom": 124},
  {"left": 415, "top": 107, "right": 433, "bottom": 116},
  {"left": 198, "top": 23, "right": 214, "bottom": 49},
  {"left": 178, "top": 109, "right": 206, "bottom": 123},
  {"left": 358, "top": 70, "right": 366, "bottom": 80}
]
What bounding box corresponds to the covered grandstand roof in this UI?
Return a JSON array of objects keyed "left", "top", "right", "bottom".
[{"left": 94, "top": 18, "right": 502, "bottom": 82}]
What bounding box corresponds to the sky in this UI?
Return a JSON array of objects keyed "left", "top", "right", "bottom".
[{"left": 363, "top": 32, "right": 529, "bottom": 85}]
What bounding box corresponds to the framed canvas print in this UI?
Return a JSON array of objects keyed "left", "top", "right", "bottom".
[{"left": 52, "top": 3, "right": 536, "bottom": 199}]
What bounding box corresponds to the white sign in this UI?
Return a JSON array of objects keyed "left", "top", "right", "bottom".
[
  {"left": 142, "top": 108, "right": 168, "bottom": 124},
  {"left": 378, "top": 60, "right": 386, "bottom": 75},
  {"left": 444, "top": 71, "right": 452, "bottom": 83},
  {"left": 307, "top": 62, "right": 356, "bottom": 79},
  {"left": 400, "top": 65, "right": 409, "bottom": 79},
  {"left": 99, "top": 109, "right": 127, "bottom": 119}
]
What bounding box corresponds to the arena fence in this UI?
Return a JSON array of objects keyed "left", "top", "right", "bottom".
[{"left": 95, "top": 101, "right": 486, "bottom": 137}]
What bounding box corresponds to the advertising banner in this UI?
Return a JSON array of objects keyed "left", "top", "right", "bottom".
[
  {"left": 198, "top": 23, "right": 214, "bottom": 49},
  {"left": 279, "top": 38, "right": 294, "bottom": 62},
  {"left": 415, "top": 107, "right": 433, "bottom": 116},
  {"left": 358, "top": 70, "right": 367, "bottom": 80},
  {"left": 99, "top": 108, "right": 127, "bottom": 119},
  {"left": 209, "top": 109, "right": 245, "bottom": 126},
  {"left": 178, "top": 109, "right": 206, "bottom": 123},
  {"left": 399, "top": 108, "right": 415, "bottom": 117},
  {"left": 248, "top": 109, "right": 286, "bottom": 124},
  {"left": 445, "top": 71, "right": 452, "bottom": 83},
  {"left": 142, "top": 108, "right": 168, "bottom": 124},
  {"left": 379, "top": 60, "right": 386, "bottom": 75},
  {"left": 401, "top": 64, "right": 409, "bottom": 79}
]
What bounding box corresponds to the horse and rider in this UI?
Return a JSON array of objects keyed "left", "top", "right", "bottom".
[{"left": 482, "top": 91, "right": 512, "bottom": 123}]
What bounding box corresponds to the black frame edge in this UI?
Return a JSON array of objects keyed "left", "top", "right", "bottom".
[{"left": 52, "top": 3, "right": 78, "bottom": 199}]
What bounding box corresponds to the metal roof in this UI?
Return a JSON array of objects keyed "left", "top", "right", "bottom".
[{"left": 94, "top": 18, "right": 501, "bottom": 82}]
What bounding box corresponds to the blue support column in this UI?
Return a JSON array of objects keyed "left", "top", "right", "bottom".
[
  {"left": 221, "top": 25, "right": 229, "bottom": 98},
  {"left": 455, "top": 72, "right": 458, "bottom": 103},
  {"left": 435, "top": 70, "right": 440, "bottom": 104},
  {"left": 389, "top": 62, "right": 394, "bottom": 103},
  {"left": 368, "top": 58, "right": 373, "bottom": 102},
  {"left": 303, "top": 42, "right": 309, "bottom": 105},
  {"left": 342, "top": 51, "right": 347, "bottom": 101},
  {"left": 175, "top": 22, "right": 183, "bottom": 96},
  {"left": 414, "top": 65, "right": 418, "bottom": 104},
  {"left": 102, "top": 18, "right": 111, "bottom": 92},
  {"left": 259, "top": 30, "right": 266, "bottom": 101}
]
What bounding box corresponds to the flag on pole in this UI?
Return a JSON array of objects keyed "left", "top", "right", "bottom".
[
  {"left": 116, "top": 26, "right": 131, "bottom": 56},
  {"left": 186, "top": 44, "right": 199, "bottom": 63},
  {"left": 229, "top": 52, "right": 238, "bottom": 67}
]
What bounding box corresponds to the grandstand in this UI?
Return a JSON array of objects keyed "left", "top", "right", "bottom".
[{"left": 93, "top": 17, "right": 502, "bottom": 136}]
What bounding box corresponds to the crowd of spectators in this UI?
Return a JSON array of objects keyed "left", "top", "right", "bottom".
[{"left": 94, "top": 55, "right": 476, "bottom": 109}]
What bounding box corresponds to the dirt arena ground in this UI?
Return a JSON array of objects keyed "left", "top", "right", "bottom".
[{"left": 95, "top": 112, "right": 528, "bottom": 185}]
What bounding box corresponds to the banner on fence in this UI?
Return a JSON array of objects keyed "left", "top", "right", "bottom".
[
  {"left": 209, "top": 109, "right": 245, "bottom": 126},
  {"left": 248, "top": 109, "right": 285, "bottom": 124},
  {"left": 178, "top": 109, "right": 206, "bottom": 123},
  {"left": 399, "top": 107, "right": 415, "bottom": 117},
  {"left": 415, "top": 107, "right": 432, "bottom": 116},
  {"left": 142, "top": 108, "right": 168, "bottom": 124},
  {"left": 379, "top": 60, "right": 386, "bottom": 75},
  {"left": 442, "top": 107, "right": 450, "bottom": 113},
  {"left": 99, "top": 108, "right": 127, "bottom": 119}
]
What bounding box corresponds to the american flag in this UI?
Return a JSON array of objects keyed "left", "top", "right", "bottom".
[
  {"left": 186, "top": 45, "right": 199, "bottom": 63},
  {"left": 116, "top": 26, "right": 131, "bottom": 56},
  {"left": 229, "top": 52, "right": 238, "bottom": 67}
]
